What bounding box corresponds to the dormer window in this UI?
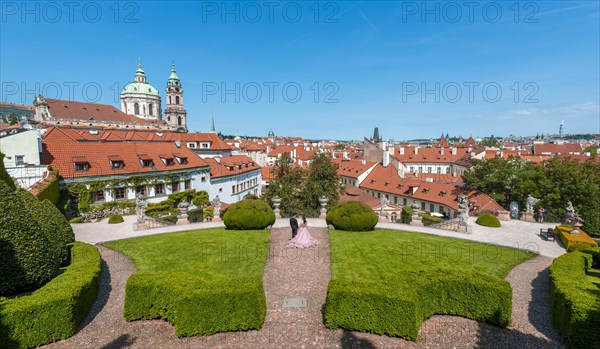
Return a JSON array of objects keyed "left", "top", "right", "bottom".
[
  {"left": 111, "top": 161, "right": 124, "bottom": 170},
  {"left": 74, "top": 162, "right": 89, "bottom": 172},
  {"left": 165, "top": 158, "right": 175, "bottom": 166},
  {"left": 138, "top": 154, "right": 154, "bottom": 168},
  {"left": 384, "top": 181, "right": 390, "bottom": 187},
  {"left": 370, "top": 179, "right": 376, "bottom": 184},
  {"left": 179, "top": 157, "right": 188, "bottom": 164}
]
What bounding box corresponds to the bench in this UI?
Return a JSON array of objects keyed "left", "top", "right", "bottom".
[{"left": 540, "top": 228, "right": 556, "bottom": 241}]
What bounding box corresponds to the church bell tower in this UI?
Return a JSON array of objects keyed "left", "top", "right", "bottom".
[{"left": 165, "top": 64, "right": 187, "bottom": 132}]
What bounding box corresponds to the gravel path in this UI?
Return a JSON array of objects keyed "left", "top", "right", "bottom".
[{"left": 44, "top": 229, "right": 565, "bottom": 348}]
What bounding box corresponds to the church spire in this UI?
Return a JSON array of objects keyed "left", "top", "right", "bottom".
[{"left": 211, "top": 112, "right": 216, "bottom": 133}]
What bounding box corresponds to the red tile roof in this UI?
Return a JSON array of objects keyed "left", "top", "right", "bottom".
[
  {"left": 42, "top": 127, "right": 209, "bottom": 179},
  {"left": 0, "top": 101, "right": 35, "bottom": 110},
  {"left": 392, "top": 147, "right": 470, "bottom": 163},
  {"left": 45, "top": 98, "right": 156, "bottom": 125},
  {"left": 339, "top": 184, "right": 380, "bottom": 208},
  {"left": 533, "top": 143, "right": 582, "bottom": 155},
  {"left": 203, "top": 155, "right": 260, "bottom": 179},
  {"left": 335, "top": 159, "right": 377, "bottom": 179}
]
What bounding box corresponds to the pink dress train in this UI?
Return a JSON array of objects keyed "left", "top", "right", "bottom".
[{"left": 287, "top": 224, "right": 319, "bottom": 248}]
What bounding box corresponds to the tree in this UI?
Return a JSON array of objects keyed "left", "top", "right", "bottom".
[
  {"left": 477, "top": 138, "right": 499, "bottom": 147},
  {"left": 584, "top": 146, "right": 598, "bottom": 155},
  {"left": 263, "top": 153, "right": 341, "bottom": 217},
  {"left": 6, "top": 114, "right": 18, "bottom": 125}
]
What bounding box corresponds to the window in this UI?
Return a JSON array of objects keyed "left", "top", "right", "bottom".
[
  {"left": 187, "top": 143, "right": 196, "bottom": 149},
  {"left": 232, "top": 185, "right": 236, "bottom": 193},
  {"left": 93, "top": 190, "right": 105, "bottom": 202},
  {"left": 134, "top": 102, "right": 140, "bottom": 115},
  {"left": 201, "top": 143, "right": 210, "bottom": 148},
  {"left": 430, "top": 203, "right": 434, "bottom": 212},
  {"left": 171, "top": 182, "right": 179, "bottom": 193},
  {"left": 176, "top": 96, "right": 180, "bottom": 104},
  {"left": 219, "top": 187, "right": 223, "bottom": 193},
  {"left": 394, "top": 196, "right": 398, "bottom": 204},
  {"left": 410, "top": 166, "right": 414, "bottom": 173},
  {"left": 437, "top": 167, "right": 441, "bottom": 174},
  {"left": 114, "top": 187, "right": 126, "bottom": 200},
  {"left": 111, "top": 161, "right": 124, "bottom": 170},
  {"left": 421, "top": 202, "right": 426, "bottom": 211},
  {"left": 446, "top": 167, "right": 451, "bottom": 174},
  {"left": 178, "top": 157, "right": 188, "bottom": 165},
  {"left": 169, "top": 96, "right": 172, "bottom": 104},
  {"left": 136, "top": 185, "right": 146, "bottom": 196},
  {"left": 184, "top": 179, "right": 191, "bottom": 190},
  {"left": 178, "top": 116, "right": 182, "bottom": 126},
  {"left": 427, "top": 167, "right": 432, "bottom": 173},
  {"left": 201, "top": 176, "right": 207, "bottom": 182},
  {"left": 15, "top": 155, "right": 24, "bottom": 166},
  {"left": 74, "top": 162, "right": 89, "bottom": 172},
  {"left": 418, "top": 166, "right": 422, "bottom": 173},
  {"left": 164, "top": 158, "right": 175, "bottom": 166},
  {"left": 142, "top": 160, "right": 154, "bottom": 168},
  {"left": 155, "top": 183, "right": 165, "bottom": 195},
  {"left": 377, "top": 192, "right": 381, "bottom": 198},
  {"left": 149, "top": 103, "right": 153, "bottom": 116},
  {"left": 403, "top": 198, "right": 407, "bottom": 206}
]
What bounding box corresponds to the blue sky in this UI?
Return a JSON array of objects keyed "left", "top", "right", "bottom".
[{"left": 1, "top": 1, "right": 599, "bottom": 140}]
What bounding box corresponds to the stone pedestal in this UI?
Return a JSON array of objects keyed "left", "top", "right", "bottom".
[
  {"left": 274, "top": 208, "right": 282, "bottom": 219},
  {"left": 410, "top": 215, "right": 424, "bottom": 227},
  {"left": 521, "top": 213, "right": 536, "bottom": 222},
  {"left": 176, "top": 214, "right": 189, "bottom": 225},
  {"left": 319, "top": 208, "right": 327, "bottom": 219},
  {"left": 212, "top": 216, "right": 221, "bottom": 222}
]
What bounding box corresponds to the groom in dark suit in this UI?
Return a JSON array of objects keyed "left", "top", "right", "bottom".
[{"left": 289, "top": 213, "right": 299, "bottom": 239}]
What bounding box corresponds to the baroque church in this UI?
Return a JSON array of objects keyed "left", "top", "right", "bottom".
[{"left": 32, "top": 62, "right": 188, "bottom": 132}]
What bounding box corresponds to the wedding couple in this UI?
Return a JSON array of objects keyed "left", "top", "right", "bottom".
[{"left": 287, "top": 214, "right": 319, "bottom": 248}]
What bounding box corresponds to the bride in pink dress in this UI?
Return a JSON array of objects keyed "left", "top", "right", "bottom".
[{"left": 287, "top": 215, "right": 319, "bottom": 248}]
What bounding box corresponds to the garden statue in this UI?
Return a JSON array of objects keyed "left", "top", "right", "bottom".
[
  {"left": 564, "top": 201, "right": 584, "bottom": 227},
  {"left": 411, "top": 200, "right": 420, "bottom": 212},
  {"left": 136, "top": 193, "right": 147, "bottom": 223},
  {"left": 379, "top": 196, "right": 388, "bottom": 217},
  {"left": 525, "top": 195, "right": 540, "bottom": 215},
  {"left": 457, "top": 194, "right": 469, "bottom": 220},
  {"left": 509, "top": 200, "right": 519, "bottom": 219},
  {"left": 211, "top": 195, "right": 221, "bottom": 217}
]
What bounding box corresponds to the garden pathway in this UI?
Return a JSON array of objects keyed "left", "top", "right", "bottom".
[{"left": 45, "top": 228, "right": 565, "bottom": 348}]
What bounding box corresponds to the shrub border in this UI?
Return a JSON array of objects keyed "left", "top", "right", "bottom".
[
  {"left": 549, "top": 248, "right": 600, "bottom": 349},
  {"left": 0, "top": 242, "right": 101, "bottom": 349}
]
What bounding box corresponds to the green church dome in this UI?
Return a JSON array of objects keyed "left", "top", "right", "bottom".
[{"left": 121, "top": 62, "right": 160, "bottom": 97}]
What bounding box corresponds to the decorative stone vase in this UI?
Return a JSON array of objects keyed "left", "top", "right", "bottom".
[
  {"left": 319, "top": 196, "right": 329, "bottom": 218},
  {"left": 272, "top": 196, "right": 282, "bottom": 219}
]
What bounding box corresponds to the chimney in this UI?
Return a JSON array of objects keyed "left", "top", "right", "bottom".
[
  {"left": 451, "top": 147, "right": 457, "bottom": 155},
  {"left": 400, "top": 147, "right": 405, "bottom": 155},
  {"left": 343, "top": 151, "right": 348, "bottom": 159},
  {"left": 175, "top": 140, "right": 181, "bottom": 148},
  {"left": 414, "top": 147, "right": 419, "bottom": 155},
  {"left": 383, "top": 150, "right": 390, "bottom": 167},
  {"left": 266, "top": 145, "right": 271, "bottom": 153},
  {"left": 361, "top": 159, "right": 366, "bottom": 165},
  {"left": 389, "top": 146, "right": 395, "bottom": 155},
  {"left": 440, "top": 147, "right": 444, "bottom": 155}
]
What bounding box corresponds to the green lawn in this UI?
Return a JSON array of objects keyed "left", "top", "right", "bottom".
[
  {"left": 104, "top": 228, "right": 270, "bottom": 281},
  {"left": 329, "top": 229, "right": 536, "bottom": 281}
]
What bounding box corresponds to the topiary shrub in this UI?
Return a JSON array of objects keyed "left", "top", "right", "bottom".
[
  {"left": 567, "top": 242, "right": 596, "bottom": 253},
  {"left": 108, "top": 215, "right": 124, "bottom": 224},
  {"left": 325, "top": 269, "right": 512, "bottom": 340},
  {"left": 549, "top": 248, "right": 600, "bottom": 348},
  {"left": 326, "top": 201, "right": 378, "bottom": 231},
  {"left": 0, "top": 152, "right": 16, "bottom": 190},
  {"left": 187, "top": 209, "right": 203, "bottom": 223},
  {"left": 223, "top": 200, "right": 275, "bottom": 230},
  {"left": 419, "top": 213, "right": 444, "bottom": 226},
  {"left": 475, "top": 213, "right": 501, "bottom": 227},
  {"left": 401, "top": 206, "right": 412, "bottom": 224},
  {"left": 0, "top": 182, "right": 61, "bottom": 296},
  {"left": 0, "top": 242, "right": 101, "bottom": 349},
  {"left": 158, "top": 214, "right": 178, "bottom": 225}
]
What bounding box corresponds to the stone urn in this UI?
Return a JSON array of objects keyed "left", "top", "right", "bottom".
[
  {"left": 319, "top": 196, "right": 329, "bottom": 218},
  {"left": 272, "top": 196, "right": 282, "bottom": 218},
  {"left": 177, "top": 201, "right": 190, "bottom": 225}
]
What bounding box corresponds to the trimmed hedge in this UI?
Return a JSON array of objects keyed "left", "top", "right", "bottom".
[
  {"left": 0, "top": 242, "right": 101, "bottom": 349},
  {"left": 324, "top": 269, "right": 512, "bottom": 340},
  {"left": 223, "top": 200, "right": 275, "bottom": 230},
  {"left": 69, "top": 217, "right": 84, "bottom": 224},
  {"left": 401, "top": 206, "right": 412, "bottom": 224},
  {"left": 187, "top": 208, "right": 203, "bottom": 223},
  {"left": 0, "top": 183, "right": 60, "bottom": 295},
  {"left": 326, "top": 201, "right": 378, "bottom": 231},
  {"left": 475, "top": 213, "right": 501, "bottom": 227},
  {"left": 549, "top": 248, "right": 600, "bottom": 349},
  {"left": 554, "top": 225, "right": 598, "bottom": 250},
  {"left": 108, "top": 215, "right": 124, "bottom": 224},
  {"left": 419, "top": 213, "right": 444, "bottom": 226},
  {"left": 0, "top": 152, "right": 16, "bottom": 190},
  {"left": 31, "top": 170, "right": 60, "bottom": 206},
  {"left": 123, "top": 272, "right": 266, "bottom": 337}
]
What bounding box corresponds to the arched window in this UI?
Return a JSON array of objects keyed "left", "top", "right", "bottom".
[
  {"left": 134, "top": 102, "right": 139, "bottom": 115},
  {"left": 176, "top": 96, "right": 180, "bottom": 104},
  {"left": 178, "top": 116, "right": 182, "bottom": 126},
  {"left": 169, "top": 96, "right": 171, "bottom": 104},
  {"left": 149, "top": 103, "right": 153, "bottom": 116}
]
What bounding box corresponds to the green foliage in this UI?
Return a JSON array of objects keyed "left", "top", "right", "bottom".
[
  {"left": 0, "top": 153, "right": 16, "bottom": 190},
  {"left": 401, "top": 206, "right": 412, "bottom": 224},
  {"left": 123, "top": 273, "right": 266, "bottom": 337},
  {"left": 0, "top": 242, "right": 101, "bottom": 349},
  {"left": 262, "top": 153, "right": 341, "bottom": 217},
  {"left": 145, "top": 202, "right": 177, "bottom": 218},
  {"left": 69, "top": 217, "right": 84, "bottom": 224},
  {"left": 187, "top": 209, "right": 203, "bottom": 223},
  {"left": 325, "top": 270, "right": 512, "bottom": 340},
  {"left": 475, "top": 213, "right": 501, "bottom": 227},
  {"left": 158, "top": 214, "right": 178, "bottom": 224},
  {"left": 39, "top": 200, "right": 75, "bottom": 263},
  {"left": 325, "top": 230, "right": 535, "bottom": 341},
  {"left": 549, "top": 249, "right": 600, "bottom": 349},
  {"left": 104, "top": 228, "right": 270, "bottom": 338},
  {"left": 243, "top": 193, "right": 259, "bottom": 200},
  {"left": 108, "top": 215, "right": 124, "bottom": 224},
  {"left": 223, "top": 200, "right": 275, "bottom": 230},
  {"left": 418, "top": 213, "right": 444, "bottom": 226},
  {"left": 583, "top": 146, "right": 597, "bottom": 155},
  {"left": 477, "top": 138, "right": 500, "bottom": 147},
  {"left": 6, "top": 114, "right": 18, "bottom": 125},
  {"left": 566, "top": 242, "right": 596, "bottom": 253},
  {"left": 463, "top": 156, "right": 600, "bottom": 235},
  {"left": 326, "top": 201, "right": 378, "bottom": 231},
  {"left": 191, "top": 190, "right": 210, "bottom": 207},
  {"left": 0, "top": 183, "right": 62, "bottom": 296},
  {"left": 554, "top": 225, "right": 598, "bottom": 250}
]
